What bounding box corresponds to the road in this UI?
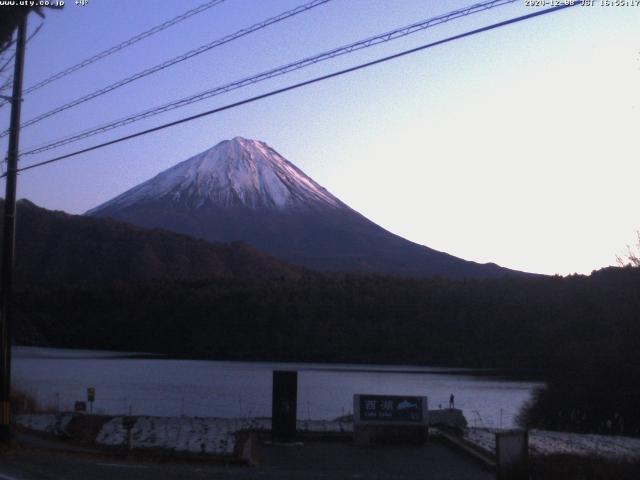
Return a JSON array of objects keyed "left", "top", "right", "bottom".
[{"left": 0, "top": 438, "right": 494, "bottom": 479}]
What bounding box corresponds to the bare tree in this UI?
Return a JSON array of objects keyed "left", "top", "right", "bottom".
[{"left": 617, "top": 231, "right": 640, "bottom": 267}]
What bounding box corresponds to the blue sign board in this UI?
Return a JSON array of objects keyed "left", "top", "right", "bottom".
[{"left": 357, "top": 394, "right": 425, "bottom": 423}]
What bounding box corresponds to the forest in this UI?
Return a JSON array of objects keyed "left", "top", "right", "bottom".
[{"left": 13, "top": 265, "right": 640, "bottom": 435}]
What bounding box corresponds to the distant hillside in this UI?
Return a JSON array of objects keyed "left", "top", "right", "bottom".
[{"left": 1, "top": 199, "right": 302, "bottom": 287}]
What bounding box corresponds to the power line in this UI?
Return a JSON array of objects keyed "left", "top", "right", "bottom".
[
  {"left": 0, "top": 24, "right": 42, "bottom": 85},
  {"left": 0, "top": 50, "right": 16, "bottom": 77},
  {"left": 0, "top": 0, "right": 331, "bottom": 137},
  {"left": 9, "top": 2, "right": 580, "bottom": 178},
  {"left": 0, "top": 0, "right": 226, "bottom": 109},
  {"left": 0, "top": 22, "right": 43, "bottom": 101},
  {"left": 19, "top": 0, "right": 518, "bottom": 156}
]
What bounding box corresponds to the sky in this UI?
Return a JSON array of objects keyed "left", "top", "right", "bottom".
[{"left": 0, "top": 0, "right": 638, "bottom": 276}]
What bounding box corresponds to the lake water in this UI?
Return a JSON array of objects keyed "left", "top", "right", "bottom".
[{"left": 12, "top": 346, "right": 542, "bottom": 428}]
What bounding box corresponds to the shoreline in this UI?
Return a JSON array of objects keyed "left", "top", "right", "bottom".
[{"left": 14, "top": 413, "right": 640, "bottom": 463}]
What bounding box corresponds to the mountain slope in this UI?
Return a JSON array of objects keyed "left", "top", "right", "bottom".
[
  {"left": 2, "top": 199, "right": 301, "bottom": 287},
  {"left": 88, "top": 137, "right": 524, "bottom": 279}
]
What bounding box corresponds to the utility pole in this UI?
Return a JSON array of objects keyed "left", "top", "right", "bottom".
[{"left": 0, "top": 16, "right": 27, "bottom": 444}]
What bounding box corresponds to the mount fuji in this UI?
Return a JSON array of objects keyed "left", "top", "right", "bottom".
[{"left": 87, "top": 137, "right": 520, "bottom": 279}]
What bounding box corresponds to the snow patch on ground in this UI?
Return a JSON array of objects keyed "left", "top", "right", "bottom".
[
  {"left": 16, "top": 413, "right": 353, "bottom": 457},
  {"left": 15, "top": 413, "right": 75, "bottom": 437},
  {"left": 18, "top": 414, "right": 639, "bottom": 461},
  {"left": 464, "top": 428, "right": 640, "bottom": 461},
  {"left": 95, "top": 416, "right": 353, "bottom": 456}
]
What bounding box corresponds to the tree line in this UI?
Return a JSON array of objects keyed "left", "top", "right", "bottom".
[{"left": 13, "top": 265, "right": 640, "bottom": 434}]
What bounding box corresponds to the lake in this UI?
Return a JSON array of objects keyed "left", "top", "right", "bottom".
[{"left": 12, "top": 346, "right": 542, "bottom": 428}]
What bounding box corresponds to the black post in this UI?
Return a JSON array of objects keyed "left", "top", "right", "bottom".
[
  {"left": 272, "top": 370, "right": 297, "bottom": 442},
  {"left": 0, "top": 17, "right": 27, "bottom": 444}
]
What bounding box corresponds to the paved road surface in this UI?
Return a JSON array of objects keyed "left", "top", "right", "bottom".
[{"left": 0, "top": 439, "right": 494, "bottom": 479}]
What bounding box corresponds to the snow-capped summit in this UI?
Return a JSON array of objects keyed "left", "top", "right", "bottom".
[
  {"left": 88, "top": 137, "right": 522, "bottom": 279},
  {"left": 88, "top": 137, "right": 341, "bottom": 213}
]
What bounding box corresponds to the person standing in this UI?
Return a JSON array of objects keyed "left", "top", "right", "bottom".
[{"left": 449, "top": 393, "right": 455, "bottom": 409}]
